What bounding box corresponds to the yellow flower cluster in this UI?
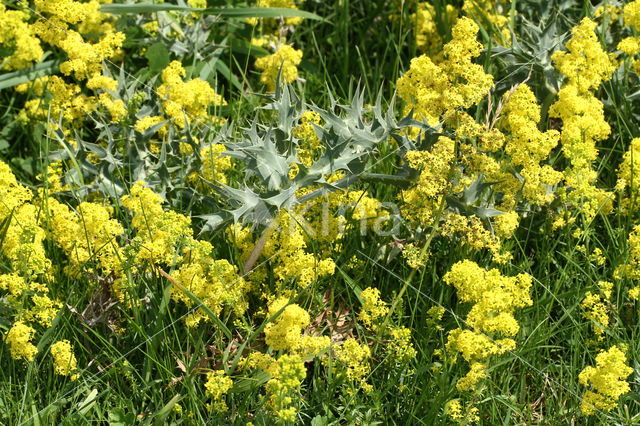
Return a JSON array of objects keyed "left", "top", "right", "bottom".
[
  {"left": 400, "top": 136, "right": 456, "bottom": 225},
  {"left": 121, "top": 182, "right": 249, "bottom": 324},
  {"left": 252, "top": 0, "right": 306, "bottom": 26},
  {"left": 397, "top": 17, "right": 493, "bottom": 126},
  {"left": 581, "top": 281, "right": 613, "bottom": 339},
  {"left": 33, "top": 0, "right": 124, "bottom": 79},
  {"left": 5, "top": 0, "right": 129, "bottom": 124},
  {"left": 500, "top": 84, "right": 562, "bottom": 206},
  {"left": 358, "top": 287, "right": 390, "bottom": 330},
  {"left": 156, "top": 61, "right": 227, "bottom": 128},
  {"left": 413, "top": 3, "right": 457, "bottom": 60},
  {"left": 292, "top": 111, "right": 322, "bottom": 167},
  {"left": 0, "top": 164, "right": 50, "bottom": 276},
  {"left": 47, "top": 198, "right": 124, "bottom": 276},
  {"left": 358, "top": 287, "right": 417, "bottom": 364},
  {"left": 50, "top": 340, "right": 80, "bottom": 380},
  {"left": 579, "top": 345, "right": 633, "bottom": 415},
  {"left": 402, "top": 242, "right": 431, "bottom": 269},
  {"left": 172, "top": 243, "right": 249, "bottom": 327},
  {"left": 462, "top": 0, "right": 511, "bottom": 45},
  {"left": 0, "top": 5, "right": 43, "bottom": 70},
  {"left": 121, "top": 183, "right": 192, "bottom": 266},
  {"left": 134, "top": 115, "right": 166, "bottom": 135},
  {"left": 0, "top": 160, "right": 62, "bottom": 363},
  {"left": 205, "top": 371, "right": 233, "bottom": 412},
  {"left": 387, "top": 326, "right": 418, "bottom": 364},
  {"left": 412, "top": 1, "right": 509, "bottom": 61},
  {"left": 264, "top": 297, "right": 330, "bottom": 356},
  {"left": 446, "top": 399, "right": 480, "bottom": 424},
  {"left": 617, "top": 224, "right": 640, "bottom": 282},
  {"left": 199, "top": 144, "right": 233, "bottom": 185},
  {"left": 549, "top": 18, "right": 616, "bottom": 223},
  {"left": 239, "top": 295, "right": 329, "bottom": 421},
  {"left": 12, "top": 0, "right": 127, "bottom": 126},
  {"left": 618, "top": 1, "right": 640, "bottom": 61},
  {"left": 293, "top": 181, "right": 387, "bottom": 248},
  {"left": 444, "top": 260, "right": 532, "bottom": 391},
  {"left": 616, "top": 137, "right": 640, "bottom": 211},
  {"left": 441, "top": 213, "right": 511, "bottom": 263},
  {"left": 17, "top": 76, "right": 100, "bottom": 125},
  {"left": 242, "top": 352, "right": 307, "bottom": 422},
  {"left": 335, "top": 338, "right": 372, "bottom": 392},
  {"left": 255, "top": 45, "right": 303, "bottom": 92},
  {"left": 262, "top": 211, "right": 336, "bottom": 288},
  {"left": 5, "top": 321, "right": 38, "bottom": 362}
]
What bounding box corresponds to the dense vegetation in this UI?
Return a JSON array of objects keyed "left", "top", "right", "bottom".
[{"left": 1, "top": 0, "right": 640, "bottom": 424}]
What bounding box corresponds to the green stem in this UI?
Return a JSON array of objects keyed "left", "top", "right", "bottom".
[{"left": 384, "top": 197, "right": 447, "bottom": 327}]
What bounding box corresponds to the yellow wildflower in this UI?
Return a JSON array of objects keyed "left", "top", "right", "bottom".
[
  {"left": 205, "top": 371, "right": 233, "bottom": 412},
  {"left": 579, "top": 345, "right": 633, "bottom": 415},
  {"left": 5, "top": 321, "right": 38, "bottom": 362},
  {"left": 51, "top": 340, "right": 80, "bottom": 380},
  {"left": 255, "top": 45, "right": 303, "bottom": 92},
  {"left": 358, "top": 287, "right": 390, "bottom": 329}
]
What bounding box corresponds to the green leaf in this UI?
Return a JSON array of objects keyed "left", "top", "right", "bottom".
[
  {"left": 0, "top": 60, "right": 59, "bottom": 91},
  {"left": 145, "top": 42, "right": 170, "bottom": 73}
]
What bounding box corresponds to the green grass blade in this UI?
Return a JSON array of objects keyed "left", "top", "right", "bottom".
[
  {"left": 0, "top": 60, "right": 59, "bottom": 91},
  {"left": 100, "top": 4, "right": 196, "bottom": 13},
  {"left": 101, "top": 4, "right": 323, "bottom": 21}
]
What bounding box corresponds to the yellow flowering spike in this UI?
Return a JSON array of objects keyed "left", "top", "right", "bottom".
[
  {"left": 358, "top": 287, "right": 390, "bottom": 330},
  {"left": 292, "top": 111, "right": 322, "bottom": 167},
  {"left": 266, "top": 354, "right": 306, "bottom": 422},
  {"left": 501, "top": 84, "right": 562, "bottom": 205},
  {"left": 172, "top": 242, "right": 249, "bottom": 327},
  {"left": 264, "top": 297, "right": 311, "bottom": 351},
  {"left": 400, "top": 136, "right": 456, "bottom": 225},
  {"left": 444, "top": 260, "right": 531, "bottom": 391},
  {"left": 255, "top": 45, "right": 303, "bottom": 92},
  {"left": 579, "top": 345, "right": 633, "bottom": 415},
  {"left": 51, "top": 340, "right": 80, "bottom": 380},
  {"left": 254, "top": 0, "right": 305, "bottom": 26},
  {"left": 462, "top": 0, "right": 511, "bottom": 45},
  {"left": 199, "top": 144, "right": 233, "bottom": 185},
  {"left": 5, "top": 321, "right": 38, "bottom": 362},
  {"left": 205, "top": 371, "right": 233, "bottom": 412},
  {"left": 413, "top": 3, "right": 458, "bottom": 59},
  {"left": 618, "top": 1, "right": 640, "bottom": 55},
  {"left": 616, "top": 138, "right": 640, "bottom": 211},
  {"left": 616, "top": 224, "right": 640, "bottom": 281},
  {"left": 397, "top": 17, "right": 493, "bottom": 126},
  {"left": 0, "top": 5, "right": 43, "bottom": 71},
  {"left": 25, "top": 294, "right": 61, "bottom": 327},
  {"left": 445, "top": 399, "right": 480, "bottom": 424},
  {"left": 134, "top": 115, "right": 166, "bottom": 136},
  {"left": 387, "top": 326, "right": 417, "bottom": 363},
  {"left": 444, "top": 260, "right": 532, "bottom": 335},
  {"left": 580, "top": 291, "right": 609, "bottom": 339},
  {"left": 549, "top": 18, "right": 616, "bottom": 223},
  {"left": 244, "top": 352, "right": 306, "bottom": 421},
  {"left": 262, "top": 210, "right": 336, "bottom": 287},
  {"left": 335, "top": 339, "right": 372, "bottom": 392},
  {"left": 157, "top": 61, "right": 226, "bottom": 128},
  {"left": 48, "top": 198, "right": 124, "bottom": 276}
]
